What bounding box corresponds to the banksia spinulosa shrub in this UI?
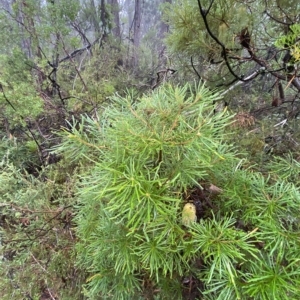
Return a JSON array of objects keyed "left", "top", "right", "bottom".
[{"left": 57, "top": 83, "right": 300, "bottom": 299}]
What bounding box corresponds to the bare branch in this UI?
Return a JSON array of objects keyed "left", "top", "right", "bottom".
[{"left": 196, "top": 0, "right": 247, "bottom": 82}]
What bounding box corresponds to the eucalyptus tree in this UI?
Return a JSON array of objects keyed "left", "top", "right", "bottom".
[
  {"left": 132, "top": 0, "right": 141, "bottom": 67},
  {"left": 107, "top": 0, "right": 121, "bottom": 38}
]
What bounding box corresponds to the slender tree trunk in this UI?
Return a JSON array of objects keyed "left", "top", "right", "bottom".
[
  {"left": 100, "top": 0, "right": 108, "bottom": 39},
  {"left": 107, "top": 0, "right": 121, "bottom": 39},
  {"left": 15, "top": 0, "right": 42, "bottom": 59},
  {"left": 90, "top": 0, "right": 101, "bottom": 34},
  {"left": 133, "top": 0, "right": 141, "bottom": 68}
]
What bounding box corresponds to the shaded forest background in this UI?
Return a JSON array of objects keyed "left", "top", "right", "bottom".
[{"left": 1, "top": 0, "right": 300, "bottom": 299}]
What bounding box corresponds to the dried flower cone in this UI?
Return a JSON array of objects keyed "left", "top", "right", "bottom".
[{"left": 182, "top": 203, "right": 197, "bottom": 226}]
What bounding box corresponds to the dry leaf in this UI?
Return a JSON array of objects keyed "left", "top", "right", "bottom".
[{"left": 208, "top": 184, "right": 223, "bottom": 194}]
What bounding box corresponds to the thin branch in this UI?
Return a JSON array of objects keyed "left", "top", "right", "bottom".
[
  {"left": 264, "top": 10, "right": 292, "bottom": 26},
  {"left": 220, "top": 69, "right": 263, "bottom": 97},
  {"left": 46, "top": 288, "right": 56, "bottom": 300},
  {"left": 196, "top": 0, "right": 247, "bottom": 82},
  {"left": 190, "top": 56, "right": 202, "bottom": 80},
  {"left": 30, "top": 252, "right": 49, "bottom": 273},
  {"left": 60, "top": 37, "right": 89, "bottom": 92}
]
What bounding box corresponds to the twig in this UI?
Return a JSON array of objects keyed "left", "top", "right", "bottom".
[
  {"left": 274, "top": 119, "right": 287, "bottom": 127},
  {"left": 30, "top": 251, "right": 48, "bottom": 273},
  {"left": 47, "top": 288, "right": 56, "bottom": 300}
]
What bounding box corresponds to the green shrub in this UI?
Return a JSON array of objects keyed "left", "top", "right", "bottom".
[
  {"left": 58, "top": 83, "right": 235, "bottom": 299},
  {"left": 56, "top": 83, "right": 300, "bottom": 299},
  {"left": 0, "top": 157, "right": 83, "bottom": 299}
]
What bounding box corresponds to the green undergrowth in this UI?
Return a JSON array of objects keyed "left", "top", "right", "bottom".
[
  {"left": 0, "top": 154, "right": 84, "bottom": 299},
  {"left": 2, "top": 83, "right": 300, "bottom": 299}
]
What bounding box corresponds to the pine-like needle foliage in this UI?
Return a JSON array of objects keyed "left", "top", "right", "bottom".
[
  {"left": 62, "top": 83, "right": 235, "bottom": 299},
  {"left": 56, "top": 83, "right": 300, "bottom": 299}
]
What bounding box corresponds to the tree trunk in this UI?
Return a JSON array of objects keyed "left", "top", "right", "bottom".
[
  {"left": 90, "top": 0, "right": 101, "bottom": 34},
  {"left": 133, "top": 0, "right": 141, "bottom": 68},
  {"left": 107, "top": 0, "right": 121, "bottom": 39},
  {"left": 100, "top": 0, "right": 108, "bottom": 39}
]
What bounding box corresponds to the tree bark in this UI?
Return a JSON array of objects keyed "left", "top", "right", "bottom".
[
  {"left": 100, "top": 0, "right": 108, "bottom": 38},
  {"left": 90, "top": 0, "right": 101, "bottom": 34},
  {"left": 133, "top": 0, "right": 141, "bottom": 68},
  {"left": 107, "top": 0, "right": 121, "bottom": 38}
]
